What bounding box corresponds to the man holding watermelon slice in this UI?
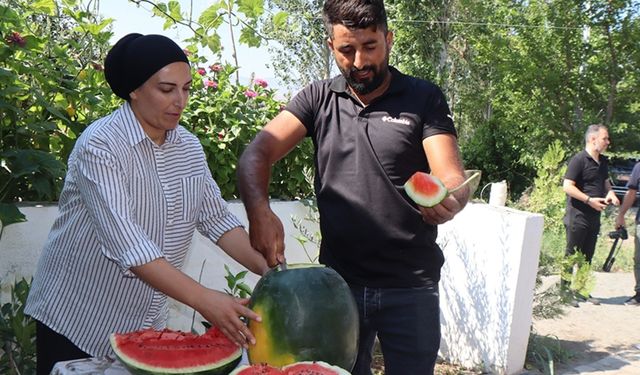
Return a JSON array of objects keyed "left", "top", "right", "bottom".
[{"left": 237, "top": 1, "right": 471, "bottom": 374}]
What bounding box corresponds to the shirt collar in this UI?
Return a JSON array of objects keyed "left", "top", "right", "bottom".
[{"left": 115, "top": 102, "right": 183, "bottom": 146}]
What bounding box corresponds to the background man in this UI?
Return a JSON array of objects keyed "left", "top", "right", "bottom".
[{"left": 562, "top": 124, "right": 619, "bottom": 305}]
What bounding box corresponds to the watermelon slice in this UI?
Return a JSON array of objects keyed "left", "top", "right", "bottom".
[
  {"left": 282, "top": 361, "right": 351, "bottom": 374},
  {"left": 110, "top": 326, "right": 242, "bottom": 375},
  {"left": 404, "top": 170, "right": 480, "bottom": 208},
  {"left": 230, "top": 361, "right": 351, "bottom": 375},
  {"left": 229, "top": 363, "right": 283, "bottom": 374}
]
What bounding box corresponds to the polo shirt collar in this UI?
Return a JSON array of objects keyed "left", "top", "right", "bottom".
[
  {"left": 116, "top": 102, "right": 183, "bottom": 146},
  {"left": 328, "top": 66, "right": 407, "bottom": 99}
]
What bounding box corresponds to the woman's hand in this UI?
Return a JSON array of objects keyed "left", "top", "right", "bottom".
[{"left": 194, "top": 289, "right": 261, "bottom": 348}]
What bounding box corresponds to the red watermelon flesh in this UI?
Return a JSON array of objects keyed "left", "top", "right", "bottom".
[
  {"left": 110, "top": 326, "right": 242, "bottom": 374},
  {"left": 282, "top": 361, "right": 351, "bottom": 375},
  {"left": 230, "top": 361, "right": 350, "bottom": 375},
  {"left": 229, "top": 363, "right": 283, "bottom": 374},
  {"left": 404, "top": 171, "right": 448, "bottom": 208}
]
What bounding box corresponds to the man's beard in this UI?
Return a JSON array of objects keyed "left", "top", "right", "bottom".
[{"left": 340, "top": 57, "right": 389, "bottom": 95}]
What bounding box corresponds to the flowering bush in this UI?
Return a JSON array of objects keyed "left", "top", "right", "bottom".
[
  {"left": 0, "top": 0, "right": 118, "bottom": 226},
  {"left": 184, "top": 60, "right": 314, "bottom": 199},
  {"left": 0, "top": 0, "right": 314, "bottom": 229}
]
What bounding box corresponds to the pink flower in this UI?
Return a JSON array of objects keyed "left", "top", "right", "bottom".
[
  {"left": 254, "top": 78, "right": 268, "bottom": 88},
  {"left": 182, "top": 49, "right": 192, "bottom": 56},
  {"left": 244, "top": 89, "right": 258, "bottom": 98},
  {"left": 203, "top": 79, "right": 218, "bottom": 89},
  {"left": 217, "top": 131, "right": 225, "bottom": 140},
  {"left": 197, "top": 68, "right": 206, "bottom": 76},
  {"left": 5, "top": 32, "right": 26, "bottom": 48},
  {"left": 209, "top": 64, "right": 223, "bottom": 72}
]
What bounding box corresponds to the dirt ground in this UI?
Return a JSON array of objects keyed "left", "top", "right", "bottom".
[{"left": 531, "top": 271, "right": 640, "bottom": 373}]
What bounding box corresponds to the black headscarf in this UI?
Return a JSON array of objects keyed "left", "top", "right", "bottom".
[{"left": 104, "top": 33, "right": 189, "bottom": 101}]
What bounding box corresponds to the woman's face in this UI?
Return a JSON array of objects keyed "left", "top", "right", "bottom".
[{"left": 129, "top": 61, "right": 192, "bottom": 144}]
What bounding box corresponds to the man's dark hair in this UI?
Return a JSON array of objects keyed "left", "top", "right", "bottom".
[{"left": 322, "top": 0, "right": 388, "bottom": 39}]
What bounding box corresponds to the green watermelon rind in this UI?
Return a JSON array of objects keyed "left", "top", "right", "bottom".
[
  {"left": 282, "top": 361, "right": 352, "bottom": 374},
  {"left": 404, "top": 173, "right": 448, "bottom": 208},
  {"left": 110, "top": 333, "right": 242, "bottom": 375}
]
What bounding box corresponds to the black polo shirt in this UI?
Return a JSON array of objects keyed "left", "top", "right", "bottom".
[
  {"left": 564, "top": 150, "right": 609, "bottom": 216},
  {"left": 286, "top": 67, "right": 457, "bottom": 287}
]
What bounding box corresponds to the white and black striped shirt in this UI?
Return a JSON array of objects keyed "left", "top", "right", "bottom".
[{"left": 25, "top": 102, "right": 242, "bottom": 356}]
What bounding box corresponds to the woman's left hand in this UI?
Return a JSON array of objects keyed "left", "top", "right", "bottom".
[{"left": 194, "top": 289, "right": 261, "bottom": 348}]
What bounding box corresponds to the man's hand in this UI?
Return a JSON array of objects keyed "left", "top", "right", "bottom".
[
  {"left": 587, "top": 197, "right": 609, "bottom": 212},
  {"left": 248, "top": 208, "right": 285, "bottom": 268},
  {"left": 419, "top": 193, "right": 465, "bottom": 225},
  {"left": 605, "top": 191, "right": 620, "bottom": 206}
]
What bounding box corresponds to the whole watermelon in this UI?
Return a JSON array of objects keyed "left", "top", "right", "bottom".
[{"left": 248, "top": 264, "right": 359, "bottom": 371}]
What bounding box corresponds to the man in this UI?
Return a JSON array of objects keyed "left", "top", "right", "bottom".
[
  {"left": 614, "top": 161, "right": 640, "bottom": 305},
  {"left": 562, "top": 124, "right": 620, "bottom": 305},
  {"left": 237, "top": 1, "right": 470, "bottom": 374}
]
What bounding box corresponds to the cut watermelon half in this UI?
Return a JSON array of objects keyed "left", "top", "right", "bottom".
[
  {"left": 282, "top": 361, "right": 351, "bottom": 374},
  {"left": 110, "top": 326, "right": 241, "bottom": 375},
  {"left": 230, "top": 361, "right": 351, "bottom": 375},
  {"left": 229, "top": 363, "right": 283, "bottom": 374}
]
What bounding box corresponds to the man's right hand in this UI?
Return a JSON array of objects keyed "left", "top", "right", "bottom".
[
  {"left": 248, "top": 208, "right": 286, "bottom": 268},
  {"left": 587, "top": 197, "right": 608, "bottom": 212}
]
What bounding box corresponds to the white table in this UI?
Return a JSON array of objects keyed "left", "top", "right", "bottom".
[
  {"left": 51, "top": 356, "right": 129, "bottom": 374},
  {"left": 51, "top": 352, "right": 250, "bottom": 374}
]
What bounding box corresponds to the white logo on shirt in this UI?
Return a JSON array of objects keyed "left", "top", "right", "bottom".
[{"left": 382, "top": 116, "right": 411, "bottom": 126}]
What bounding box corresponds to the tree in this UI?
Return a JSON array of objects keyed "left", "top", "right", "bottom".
[{"left": 261, "top": 0, "right": 335, "bottom": 88}]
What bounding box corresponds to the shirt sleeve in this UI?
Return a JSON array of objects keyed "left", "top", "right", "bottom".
[
  {"left": 196, "top": 166, "right": 243, "bottom": 243},
  {"left": 627, "top": 163, "right": 640, "bottom": 190},
  {"left": 285, "top": 83, "right": 318, "bottom": 136},
  {"left": 422, "top": 83, "right": 457, "bottom": 139},
  {"left": 564, "top": 154, "right": 583, "bottom": 182},
  {"left": 75, "top": 138, "right": 164, "bottom": 275}
]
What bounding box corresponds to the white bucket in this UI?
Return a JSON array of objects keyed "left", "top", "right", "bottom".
[{"left": 489, "top": 180, "right": 508, "bottom": 206}]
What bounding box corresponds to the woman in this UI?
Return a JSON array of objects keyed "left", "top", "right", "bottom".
[{"left": 25, "top": 33, "right": 269, "bottom": 374}]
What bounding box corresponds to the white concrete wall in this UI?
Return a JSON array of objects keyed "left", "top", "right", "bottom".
[
  {"left": 0, "top": 202, "right": 543, "bottom": 374},
  {"left": 437, "top": 204, "right": 544, "bottom": 375}
]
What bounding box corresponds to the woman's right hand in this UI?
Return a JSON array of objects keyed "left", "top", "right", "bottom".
[{"left": 195, "top": 289, "right": 261, "bottom": 348}]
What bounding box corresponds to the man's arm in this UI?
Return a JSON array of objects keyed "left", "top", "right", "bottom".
[
  {"left": 237, "top": 111, "right": 307, "bottom": 267},
  {"left": 615, "top": 188, "right": 637, "bottom": 228},
  {"left": 418, "top": 134, "right": 469, "bottom": 225},
  {"left": 563, "top": 179, "right": 609, "bottom": 211}
]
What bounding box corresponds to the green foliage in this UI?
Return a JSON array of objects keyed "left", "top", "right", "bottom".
[
  {"left": 260, "top": 0, "right": 334, "bottom": 87},
  {"left": 0, "top": 0, "right": 314, "bottom": 214},
  {"left": 0, "top": 278, "right": 36, "bottom": 375},
  {"left": 526, "top": 332, "right": 575, "bottom": 375},
  {"left": 0, "top": 0, "right": 117, "bottom": 226},
  {"left": 223, "top": 264, "right": 252, "bottom": 299},
  {"left": 520, "top": 140, "right": 568, "bottom": 233},
  {"left": 184, "top": 61, "right": 314, "bottom": 199},
  {"left": 561, "top": 252, "right": 596, "bottom": 298},
  {"left": 291, "top": 198, "right": 320, "bottom": 263}
]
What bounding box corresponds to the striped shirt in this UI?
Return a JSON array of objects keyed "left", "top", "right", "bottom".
[{"left": 25, "top": 102, "right": 242, "bottom": 356}]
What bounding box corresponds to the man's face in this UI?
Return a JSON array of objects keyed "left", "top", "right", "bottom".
[
  {"left": 328, "top": 24, "right": 392, "bottom": 95},
  {"left": 593, "top": 128, "right": 610, "bottom": 154}
]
